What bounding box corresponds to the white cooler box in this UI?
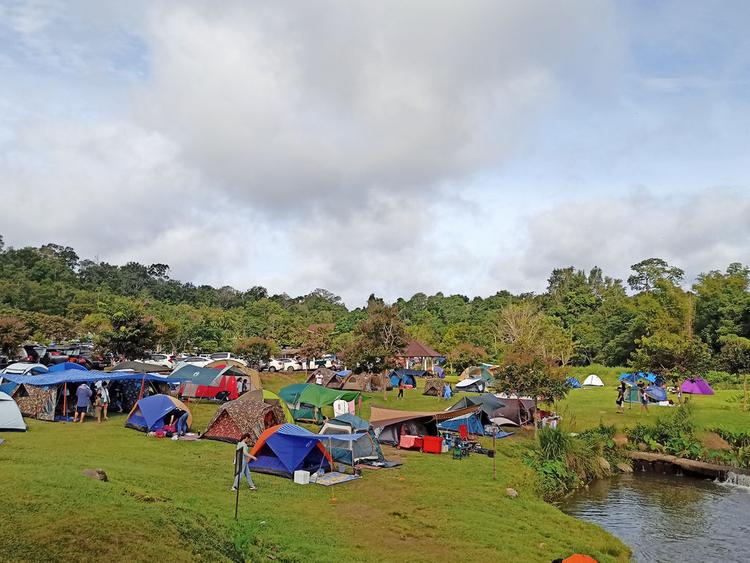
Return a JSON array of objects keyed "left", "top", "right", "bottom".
[{"left": 294, "top": 470, "right": 310, "bottom": 485}]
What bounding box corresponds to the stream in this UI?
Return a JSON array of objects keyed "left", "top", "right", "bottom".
[{"left": 558, "top": 472, "right": 750, "bottom": 562}]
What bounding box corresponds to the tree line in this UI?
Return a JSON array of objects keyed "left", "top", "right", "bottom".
[{"left": 1, "top": 236, "right": 749, "bottom": 383}]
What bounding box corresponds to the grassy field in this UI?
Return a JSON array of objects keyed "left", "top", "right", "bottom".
[
  {"left": 0, "top": 372, "right": 635, "bottom": 563},
  {"left": 561, "top": 365, "right": 750, "bottom": 435}
]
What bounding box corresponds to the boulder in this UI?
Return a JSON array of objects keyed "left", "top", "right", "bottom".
[
  {"left": 597, "top": 457, "right": 611, "bottom": 472},
  {"left": 82, "top": 468, "right": 108, "bottom": 482},
  {"left": 506, "top": 487, "right": 518, "bottom": 498},
  {"left": 617, "top": 462, "right": 633, "bottom": 473}
]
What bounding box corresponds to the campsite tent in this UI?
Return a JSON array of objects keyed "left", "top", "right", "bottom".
[
  {"left": 126, "top": 394, "right": 192, "bottom": 432},
  {"left": 644, "top": 385, "right": 667, "bottom": 402},
  {"left": 48, "top": 362, "right": 88, "bottom": 372},
  {"left": 278, "top": 384, "right": 361, "bottom": 423},
  {"left": 204, "top": 361, "right": 262, "bottom": 392},
  {"left": 681, "top": 377, "right": 714, "bottom": 395},
  {"left": 319, "top": 413, "right": 386, "bottom": 466},
  {"left": 493, "top": 394, "right": 537, "bottom": 426},
  {"left": 306, "top": 368, "right": 344, "bottom": 389},
  {"left": 368, "top": 372, "right": 392, "bottom": 391},
  {"left": 248, "top": 424, "right": 364, "bottom": 478},
  {"left": 459, "top": 364, "right": 498, "bottom": 382},
  {"left": 422, "top": 377, "right": 444, "bottom": 396},
  {"left": 582, "top": 374, "right": 605, "bottom": 387},
  {"left": 262, "top": 390, "right": 294, "bottom": 423},
  {"left": 455, "top": 378, "right": 486, "bottom": 393},
  {"left": 341, "top": 372, "right": 372, "bottom": 391},
  {"left": 0, "top": 391, "right": 26, "bottom": 431},
  {"left": 566, "top": 377, "right": 582, "bottom": 389},
  {"left": 370, "top": 404, "right": 480, "bottom": 446},
  {"left": 444, "top": 394, "right": 513, "bottom": 434},
  {"left": 2, "top": 363, "right": 48, "bottom": 375},
  {"left": 174, "top": 364, "right": 256, "bottom": 401},
  {"left": 4, "top": 370, "right": 182, "bottom": 421},
  {"left": 202, "top": 392, "right": 285, "bottom": 444},
  {"left": 388, "top": 369, "right": 423, "bottom": 388}
]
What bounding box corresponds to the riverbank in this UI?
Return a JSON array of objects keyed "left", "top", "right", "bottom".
[{"left": 628, "top": 451, "right": 750, "bottom": 480}]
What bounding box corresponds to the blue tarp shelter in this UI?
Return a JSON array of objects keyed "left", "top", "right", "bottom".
[
  {"left": 1, "top": 370, "right": 184, "bottom": 386},
  {"left": 619, "top": 372, "right": 657, "bottom": 384},
  {"left": 644, "top": 385, "right": 667, "bottom": 402},
  {"left": 249, "top": 423, "right": 363, "bottom": 478},
  {"left": 125, "top": 394, "right": 192, "bottom": 432},
  {"left": 48, "top": 362, "right": 88, "bottom": 372},
  {"left": 438, "top": 412, "right": 484, "bottom": 434},
  {"left": 566, "top": 377, "right": 582, "bottom": 388}
]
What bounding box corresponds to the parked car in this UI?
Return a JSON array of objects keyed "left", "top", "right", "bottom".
[
  {"left": 148, "top": 353, "right": 176, "bottom": 368},
  {"left": 209, "top": 352, "right": 247, "bottom": 366},
  {"left": 264, "top": 357, "right": 301, "bottom": 372},
  {"left": 297, "top": 355, "right": 338, "bottom": 370}
]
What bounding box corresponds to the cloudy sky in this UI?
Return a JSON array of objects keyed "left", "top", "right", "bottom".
[{"left": 2, "top": 1, "right": 749, "bottom": 306}]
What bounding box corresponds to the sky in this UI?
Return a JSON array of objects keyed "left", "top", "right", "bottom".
[{"left": 1, "top": 0, "right": 749, "bottom": 307}]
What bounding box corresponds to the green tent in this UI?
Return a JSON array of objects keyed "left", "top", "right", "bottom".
[
  {"left": 279, "top": 383, "right": 361, "bottom": 423},
  {"left": 262, "top": 390, "right": 294, "bottom": 423}
]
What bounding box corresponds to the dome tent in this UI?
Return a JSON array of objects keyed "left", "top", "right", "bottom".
[
  {"left": 582, "top": 374, "right": 604, "bottom": 387},
  {"left": 126, "top": 394, "right": 192, "bottom": 432},
  {"left": 0, "top": 392, "right": 26, "bottom": 431}
]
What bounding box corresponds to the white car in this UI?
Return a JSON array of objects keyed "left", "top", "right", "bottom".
[
  {"left": 265, "top": 358, "right": 301, "bottom": 372},
  {"left": 298, "top": 356, "right": 337, "bottom": 370},
  {"left": 148, "top": 354, "right": 175, "bottom": 368},
  {"left": 209, "top": 352, "right": 247, "bottom": 366}
]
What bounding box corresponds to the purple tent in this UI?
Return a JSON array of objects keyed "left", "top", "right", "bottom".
[{"left": 680, "top": 377, "right": 714, "bottom": 395}]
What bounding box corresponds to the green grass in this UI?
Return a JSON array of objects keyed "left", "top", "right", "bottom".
[
  {"left": 560, "top": 365, "right": 750, "bottom": 434},
  {"left": 0, "top": 373, "right": 635, "bottom": 562}
]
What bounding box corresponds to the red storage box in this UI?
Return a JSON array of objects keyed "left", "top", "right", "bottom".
[{"left": 422, "top": 436, "right": 443, "bottom": 454}]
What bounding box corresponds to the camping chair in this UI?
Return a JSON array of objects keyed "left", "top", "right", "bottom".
[{"left": 452, "top": 424, "right": 473, "bottom": 459}]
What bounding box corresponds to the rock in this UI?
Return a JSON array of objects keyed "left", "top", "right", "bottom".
[
  {"left": 597, "top": 457, "right": 611, "bottom": 472},
  {"left": 637, "top": 442, "right": 648, "bottom": 451},
  {"left": 506, "top": 487, "right": 518, "bottom": 498},
  {"left": 82, "top": 468, "right": 108, "bottom": 482},
  {"left": 617, "top": 462, "right": 633, "bottom": 473},
  {"left": 613, "top": 433, "right": 629, "bottom": 447}
]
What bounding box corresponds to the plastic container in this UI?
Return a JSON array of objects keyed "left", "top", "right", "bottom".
[{"left": 294, "top": 470, "right": 310, "bottom": 485}]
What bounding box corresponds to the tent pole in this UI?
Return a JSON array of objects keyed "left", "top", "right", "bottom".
[
  {"left": 138, "top": 374, "right": 146, "bottom": 400},
  {"left": 63, "top": 382, "right": 67, "bottom": 422},
  {"left": 234, "top": 446, "right": 241, "bottom": 519},
  {"left": 492, "top": 430, "right": 497, "bottom": 480}
]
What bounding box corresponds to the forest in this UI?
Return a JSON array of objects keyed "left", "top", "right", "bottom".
[{"left": 0, "top": 235, "right": 749, "bottom": 384}]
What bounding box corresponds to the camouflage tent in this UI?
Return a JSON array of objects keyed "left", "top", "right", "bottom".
[
  {"left": 422, "top": 377, "right": 444, "bottom": 397},
  {"left": 341, "top": 372, "right": 372, "bottom": 392},
  {"left": 368, "top": 373, "right": 392, "bottom": 392},
  {"left": 306, "top": 368, "right": 344, "bottom": 389},
  {"left": 202, "top": 392, "right": 285, "bottom": 444}
]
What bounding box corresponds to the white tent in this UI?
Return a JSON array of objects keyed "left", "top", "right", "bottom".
[
  {"left": 0, "top": 391, "right": 26, "bottom": 431},
  {"left": 582, "top": 374, "right": 604, "bottom": 387}
]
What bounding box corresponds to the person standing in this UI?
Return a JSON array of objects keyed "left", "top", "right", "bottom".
[
  {"left": 176, "top": 410, "right": 190, "bottom": 436},
  {"left": 315, "top": 371, "right": 324, "bottom": 386},
  {"left": 639, "top": 382, "right": 649, "bottom": 414},
  {"left": 616, "top": 382, "right": 625, "bottom": 414},
  {"left": 397, "top": 378, "right": 405, "bottom": 399},
  {"left": 73, "top": 383, "right": 92, "bottom": 423},
  {"left": 97, "top": 382, "right": 111, "bottom": 423},
  {"left": 231, "top": 434, "right": 258, "bottom": 491}
]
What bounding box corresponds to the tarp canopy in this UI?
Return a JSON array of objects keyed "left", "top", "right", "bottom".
[
  {"left": 619, "top": 372, "right": 658, "bottom": 384},
  {"left": 126, "top": 394, "right": 192, "bottom": 432},
  {"left": 278, "top": 383, "right": 360, "bottom": 408},
  {"left": 110, "top": 360, "right": 172, "bottom": 373},
  {"left": 438, "top": 412, "right": 484, "bottom": 435},
  {"left": 48, "top": 362, "right": 88, "bottom": 372},
  {"left": 0, "top": 391, "right": 26, "bottom": 431},
  {"left": 370, "top": 404, "right": 480, "bottom": 428},
  {"left": 681, "top": 377, "right": 714, "bottom": 395},
  {"left": 2, "top": 370, "right": 183, "bottom": 386}
]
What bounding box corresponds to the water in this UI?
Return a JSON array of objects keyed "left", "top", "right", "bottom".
[{"left": 559, "top": 472, "right": 750, "bottom": 562}]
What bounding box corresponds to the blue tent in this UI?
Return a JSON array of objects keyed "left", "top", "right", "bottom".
[
  {"left": 644, "top": 385, "right": 667, "bottom": 402},
  {"left": 0, "top": 382, "right": 17, "bottom": 395},
  {"left": 249, "top": 423, "right": 363, "bottom": 478},
  {"left": 566, "top": 377, "right": 582, "bottom": 388},
  {"left": 125, "top": 394, "right": 191, "bottom": 432},
  {"left": 48, "top": 362, "right": 89, "bottom": 372},
  {"left": 389, "top": 369, "right": 421, "bottom": 388}
]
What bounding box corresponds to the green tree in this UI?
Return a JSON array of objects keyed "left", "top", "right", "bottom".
[
  {"left": 446, "top": 343, "right": 488, "bottom": 373},
  {"left": 630, "top": 331, "right": 712, "bottom": 384},
  {"left": 233, "top": 336, "right": 276, "bottom": 368},
  {"left": 341, "top": 301, "right": 408, "bottom": 372},
  {"left": 718, "top": 335, "right": 750, "bottom": 374},
  {"left": 628, "top": 258, "right": 684, "bottom": 292},
  {"left": 693, "top": 263, "right": 750, "bottom": 352},
  {"left": 97, "top": 305, "right": 158, "bottom": 360},
  {"left": 0, "top": 316, "right": 30, "bottom": 357}
]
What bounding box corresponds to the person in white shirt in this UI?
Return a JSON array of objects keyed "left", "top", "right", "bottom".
[{"left": 96, "top": 382, "right": 111, "bottom": 423}]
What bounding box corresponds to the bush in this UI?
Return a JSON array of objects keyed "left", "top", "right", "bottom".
[
  {"left": 703, "top": 370, "right": 746, "bottom": 389},
  {"left": 625, "top": 404, "right": 704, "bottom": 459}
]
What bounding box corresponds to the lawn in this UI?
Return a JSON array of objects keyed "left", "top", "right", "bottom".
[{"left": 561, "top": 365, "right": 750, "bottom": 434}]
